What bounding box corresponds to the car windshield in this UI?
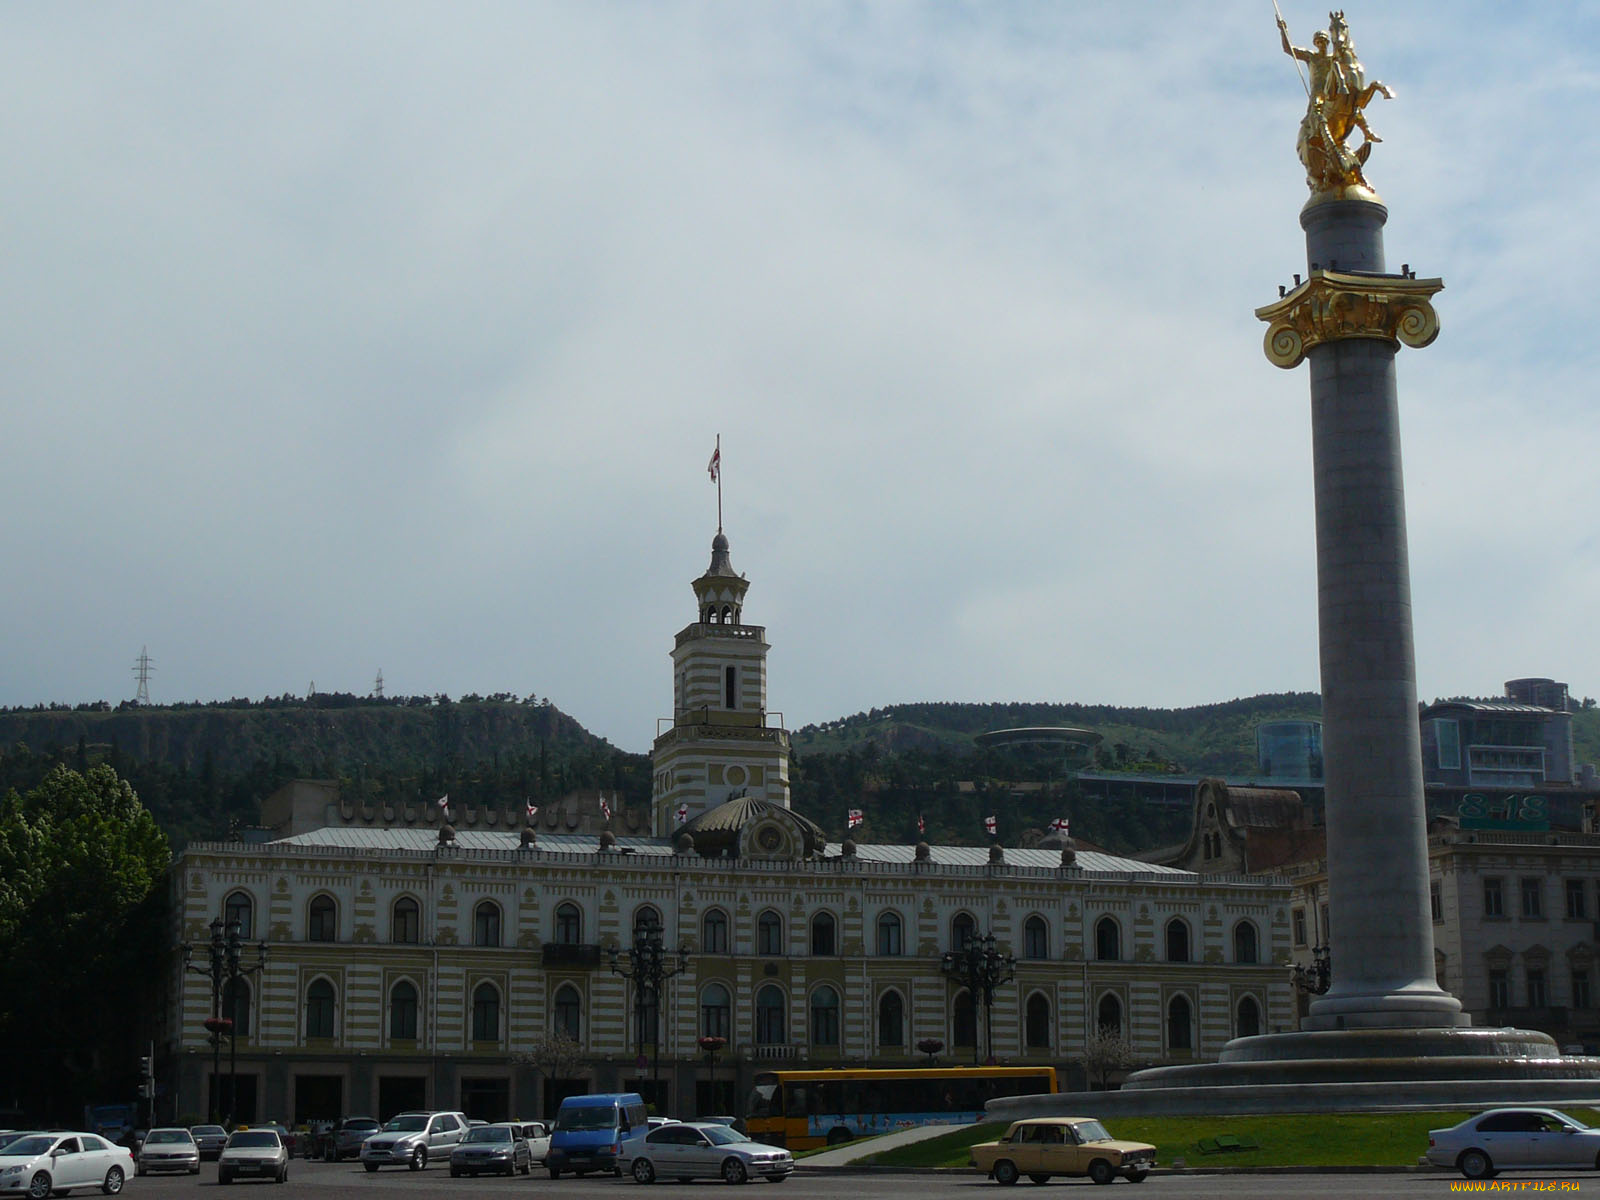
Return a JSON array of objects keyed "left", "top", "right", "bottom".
[
  {"left": 229, "top": 1132, "right": 279, "bottom": 1149},
  {"left": 145, "top": 1131, "right": 193, "bottom": 1144},
  {"left": 462, "top": 1127, "right": 511, "bottom": 1144},
  {"left": 2, "top": 1137, "right": 56, "bottom": 1157},
  {"left": 384, "top": 1116, "right": 429, "bottom": 1133},
  {"left": 1072, "top": 1121, "right": 1113, "bottom": 1143},
  {"left": 192, "top": 1127, "right": 225, "bottom": 1137},
  {"left": 702, "top": 1126, "right": 749, "bottom": 1146},
  {"left": 343, "top": 1120, "right": 379, "bottom": 1132},
  {"left": 555, "top": 1106, "right": 616, "bottom": 1132}
]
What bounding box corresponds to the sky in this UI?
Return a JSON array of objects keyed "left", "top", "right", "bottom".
[{"left": 2, "top": 3, "right": 1596, "bottom": 754}]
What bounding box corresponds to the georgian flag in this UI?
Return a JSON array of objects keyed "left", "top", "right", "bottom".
[
  {"left": 600, "top": 794, "right": 612, "bottom": 820},
  {"left": 526, "top": 800, "right": 539, "bottom": 821},
  {"left": 1051, "top": 817, "right": 1070, "bottom": 834},
  {"left": 984, "top": 814, "right": 997, "bottom": 836},
  {"left": 435, "top": 793, "right": 451, "bottom": 821},
  {"left": 676, "top": 803, "right": 689, "bottom": 824},
  {"left": 917, "top": 813, "right": 926, "bottom": 835},
  {"left": 847, "top": 808, "right": 864, "bottom": 829},
  {"left": 707, "top": 445, "right": 721, "bottom": 482}
]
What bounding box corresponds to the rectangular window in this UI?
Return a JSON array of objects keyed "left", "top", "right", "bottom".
[
  {"left": 1430, "top": 883, "right": 1442, "bottom": 923},
  {"left": 1484, "top": 878, "right": 1505, "bottom": 918},
  {"left": 1568, "top": 879, "right": 1588, "bottom": 920},
  {"left": 1435, "top": 719, "right": 1461, "bottom": 770},
  {"left": 1527, "top": 969, "right": 1548, "bottom": 1008},
  {"left": 1292, "top": 908, "right": 1307, "bottom": 947},
  {"left": 1574, "top": 970, "right": 1591, "bottom": 1010},
  {"left": 1521, "top": 877, "right": 1544, "bottom": 918},
  {"left": 1489, "top": 969, "right": 1510, "bottom": 1008}
]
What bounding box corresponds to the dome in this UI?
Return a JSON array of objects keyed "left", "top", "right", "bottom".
[{"left": 678, "top": 795, "right": 826, "bottom": 858}]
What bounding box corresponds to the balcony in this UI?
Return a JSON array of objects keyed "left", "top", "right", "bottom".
[{"left": 541, "top": 943, "right": 602, "bottom": 969}]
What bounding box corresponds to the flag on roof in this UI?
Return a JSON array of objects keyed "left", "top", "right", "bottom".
[
  {"left": 600, "top": 795, "right": 612, "bottom": 821},
  {"left": 676, "top": 803, "right": 689, "bottom": 825},
  {"left": 1050, "top": 817, "right": 1070, "bottom": 834},
  {"left": 917, "top": 813, "right": 926, "bottom": 835},
  {"left": 847, "top": 808, "right": 864, "bottom": 829},
  {"left": 526, "top": 800, "right": 539, "bottom": 821},
  {"left": 708, "top": 444, "right": 720, "bottom": 482},
  {"left": 984, "top": 814, "right": 997, "bottom": 836},
  {"left": 435, "top": 793, "right": 450, "bottom": 820}
]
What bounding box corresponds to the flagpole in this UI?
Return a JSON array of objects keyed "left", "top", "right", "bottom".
[{"left": 716, "top": 434, "right": 722, "bottom": 534}]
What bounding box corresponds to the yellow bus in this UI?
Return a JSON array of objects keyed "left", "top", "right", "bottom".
[{"left": 745, "top": 1066, "right": 1057, "bottom": 1150}]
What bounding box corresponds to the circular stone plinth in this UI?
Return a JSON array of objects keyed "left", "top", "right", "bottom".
[{"left": 1218, "top": 1026, "right": 1558, "bottom": 1064}]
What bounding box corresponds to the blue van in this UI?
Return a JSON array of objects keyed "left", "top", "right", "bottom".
[{"left": 546, "top": 1093, "right": 649, "bottom": 1179}]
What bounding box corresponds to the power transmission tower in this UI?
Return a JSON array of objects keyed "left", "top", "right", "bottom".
[
  {"left": 132, "top": 646, "right": 155, "bottom": 705},
  {"left": 374, "top": 668, "right": 385, "bottom": 699}
]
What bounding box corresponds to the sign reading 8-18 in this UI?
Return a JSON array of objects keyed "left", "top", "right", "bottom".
[{"left": 1457, "top": 793, "right": 1549, "bottom": 831}]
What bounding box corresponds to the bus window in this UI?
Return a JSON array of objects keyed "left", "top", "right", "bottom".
[
  {"left": 748, "top": 1084, "right": 778, "bottom": 1119},
  {"left": 783, "top": 1083, "right": 808, "bottom": 1117}
]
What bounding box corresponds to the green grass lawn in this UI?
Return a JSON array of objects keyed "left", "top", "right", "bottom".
[{"left": 864, "top": 1109, "right": 1600, "bottom": 1170}]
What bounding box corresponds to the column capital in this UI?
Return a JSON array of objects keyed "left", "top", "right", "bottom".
[{"left": 1256, "top": 269, "right": 1442, "bottom": 369}]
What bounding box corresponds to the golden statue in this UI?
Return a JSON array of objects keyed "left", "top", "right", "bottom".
[{"left": 1277, "top": 8, "right": 1395, "bottom": 197}]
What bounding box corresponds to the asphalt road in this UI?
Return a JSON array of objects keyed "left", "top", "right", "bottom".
[{"left": 121, "top": 1159, "right": 1600, "bottom": 1200}]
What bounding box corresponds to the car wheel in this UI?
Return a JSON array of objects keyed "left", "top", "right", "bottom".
[
  {"left": 992, "top": 1160, "right": 1019, "bottom": 1186},
  {"left": 26, "top": 1175, "right": 50, "bottom": 1200},
  {"left": 1027, "top": 1176, "right": 1050, "bottom": 1185},
  {"left": 633, "top": 1159, "right": 657, "bottom": 1184},
  {"left": 363, "top": 1163, "right": 379, "bottom": 1173},
  {"left": 721, "top": 1158, "right": 748, "bottom": 1185},
  {"left": 133, "top": 1167, "right": 143, "bottom": 1179},
  {"left": 100, "top": 1167, "right": 124, "bottom": 1196},
  {"left": 190, "top": 1167, "right": 201, "bottom": 1176},
  {"left": 519, "top": 1160, "right": 531, "bottom": 1176},
  {"left": 504, "top": 1163, "right": 517, "bottom": 1178},
  {"left": 1087, "top": 1160, "right": 1115, "bottom": 1186},
  {"left": 450, "top": 1167, "right": 461, "bottom": 1178},
  {"left": 410, "top": 1147, "right": 427, "bottom": 1171},
  {"left": 279, "top": 1164, "right": 288, "bottom": 1183},
  {"left": 548, "top": 1168, "right": 562, "bottom": 1180},
  {"left": 324, "top": 1148, "right": 336, "bottom": 1164},
  {"left": 1459, "top": 1149, "right": 1493, "bottom": 1180},
  {"left": 1126, "top": 1169, "right": 1148, "bottom": 1183}
]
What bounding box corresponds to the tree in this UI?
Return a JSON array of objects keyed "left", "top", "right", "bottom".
[
  {"left": 0, "top": 765, "right": 170, "bottom": 1122},
  {"left": 514, "top": 1031, "right": 587, "bottom": 1114},
  {"left": 1081, "top": 1025, "right": 1136, "bottom": 1091}
]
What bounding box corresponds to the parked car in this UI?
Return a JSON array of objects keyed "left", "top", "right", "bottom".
[
  {"left": 217, "top": 1128, "right": 289, "bottom": 1185},
  {"left": 618, "top": 1120, "right": 794, "bottom": 1185},
  {"left": 448, "top": 1124, "right": 531, "bottom": 1177},
  {"left": 135, "top": 1128, "right": 200, "bottom": 1176},
  {"left": 969, "top": 1116, "right": 1156, "bottom": 1186},
  {"left": 190, "top": 1125, "right": 228, "bottom": 1161},
  {"left": 0, "top": 1131, "right": 135, "bottom": 1198},
  {"left": 547, "top": 1092, "right": 648, "bottom": 1179},
  {"left": 1427, "top": 1107, "right": 1600, "bottom": 1180},
  {"left": 360, "top": 1111, "right": 468, "bottom": 1172},
  {"left": 695, "top": 1116, "right": 748, "bottom": 1137},
  {"left": 511, "top": 1122, "right": 550, "bottom": 1165},
  {"left": 314, "top": 1117, "right": 380, "bottom": 1162},
  {"left": 252, "top": 1124, "right": 296, "bottom": 1159}
]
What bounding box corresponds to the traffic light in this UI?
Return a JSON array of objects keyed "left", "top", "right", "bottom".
[{"left": 138, "top": 1056, "right": 152, "bottom": 1079}]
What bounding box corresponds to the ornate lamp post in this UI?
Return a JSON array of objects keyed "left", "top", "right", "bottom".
[
  {"left": 608, "top": 916, "right": 688, "bottom": 1109},
  {"left": 183, "top": 917, "right": 268, "bottom": 1126},
  {"left": 939, "top": 930, "right": 1016, "bottom": 1067},
  {"left": 697, "top": 1036, "right": 727, "bottom": 1114},
  {"left": 1291, "top": 944, "right": 1332, "bottom": 996}
]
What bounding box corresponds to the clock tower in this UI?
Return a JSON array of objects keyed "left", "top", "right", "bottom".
[{"left": 651, "top": 530, "right": 792, "bottom": 837}]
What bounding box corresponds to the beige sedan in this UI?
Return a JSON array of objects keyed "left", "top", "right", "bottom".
[{"left": 969, "top": 1116, "right": 1156, "bottom": 1186}]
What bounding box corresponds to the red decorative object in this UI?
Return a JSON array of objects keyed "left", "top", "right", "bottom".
[
  {"left": 204, "top": 1016, "right": 234, "bottom": 1036},
  {"left": 916, "top": 1038, "right": 944, "bottom": 1055},
  {"left": 697, "top": 1036, "right": 728, "bottom": 1054}
]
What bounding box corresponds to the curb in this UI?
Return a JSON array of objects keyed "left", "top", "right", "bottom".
[{"left": 796, "top": 1164, "right": 1446, "bottom": 1176}]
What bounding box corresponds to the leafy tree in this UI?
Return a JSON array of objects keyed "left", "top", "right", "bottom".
[{"left": 0, "top": 765, "right": 170, "bottom": 1123}]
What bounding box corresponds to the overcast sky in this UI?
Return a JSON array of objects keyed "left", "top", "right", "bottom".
[{"left": 2, "top": 3, "right": 1595, "bottom": 753}]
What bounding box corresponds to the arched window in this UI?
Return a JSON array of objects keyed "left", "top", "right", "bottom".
[
  {"left": 811, "top": 913, "right": 836, "bottom": 957},
  {"left": 389, "top": 981, "right": 418, "bottom": 1040},
  {"left": 633, "top": 905, "right": 663, "bottom": 940},
  {"left": 473, "top": 901, "right": 502, "bottom": 948},
  {"left": 554, "top": 903, "right": 582, "bottom": 945},
  {"left": 1166, "top": 918, "right": 1191, "bottom": 963},
  {"left": 224, "top": 978, "right": 252, "bottom": 1039},
  {"left": 1025, "top": 993, "right": 1051, "bottom": 1049},
  {"left": 810, "top": 986, "right": 840, "bottom": 1046},
  {"left": 306, "top": 979, "right": 336, "bottom": 1039},
  {"left": 953, "top": 990, "right": 977, "bottom": 1047},
  {"left": 1167, "top": 994, "right": 1193, "bottom": 1051},
  {"left": 702, "top": 909, "right": 729, "bottom": 954},
  {"left": 308, "top": 895, "right": 337, "bottom": 943},
  {"left": 701, "top": 984, "right": 731, "bottom": 1040},
  {"left": 1233, "top": 921, "right": 1258, "bottom": 964},
  {"left": 878, "top": 992, "right": 904, "bottom": 1047},
  {"left": 1023, "top": 916, "right": 1049, "bottom": 960},
  {"left": 472, "top": 983, "right": 501, "bottom": 1042},
  {"left": 877, "top": 912, "right": 903, "bottom": 957},
  {"left": 757, "top": 910, "right": 784, "bottom": 956},
  {"left": 755, "top": 985, "right": 785, "bottom": 1045},
  {"left": 393, "top": 897, "right": 421, "bottom": 944},
  {"left": 1096, "top": 993, "right": 1123, "bottom": 1037},
  {"left": 224, "top": 892, "right": 253, "bottom": 939},
  {"left": 1095, "top": 917, "right": 1121, "bottom": 962},
  {"left": 1236, "top": 995, "right": 1262, "bottom": 1039},
  {"left": 951, "top": 912, "right": 977, "bottom": 951},
  {"left": 552, "top": 985, "right": 582, "bottom": 1039}
]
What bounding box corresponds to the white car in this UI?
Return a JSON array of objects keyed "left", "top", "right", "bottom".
[
  {"left": 513, "top": 1122, "right": 551, "bottom": 1165},
  {"left": 619, "top": 1121, "right": 793, "bottom": 1185},
  {"left": 1427, "top": 1107, "right": 1600, "bottom": 1179},
  {"left": 217, "top": 1128, "right": 289, "bottom": 1185},
  {"left": 0, "top": 1132, "right": 134, "bottom": 1199},
  {"left": 136, "top": 1128, "right": 200, "bottom": 1176}
]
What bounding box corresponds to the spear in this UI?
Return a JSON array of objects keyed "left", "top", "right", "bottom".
[{"left": 1273, "top": 0, "right": 1312, "bottom": 99}]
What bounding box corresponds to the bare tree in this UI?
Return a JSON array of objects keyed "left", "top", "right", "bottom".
[
  {"left": 1081, "top": 1025, "right": 1136, "bottom": 1091},
  {"left": 514, "top": 1031, "right": 587, "bottom": 1108}
]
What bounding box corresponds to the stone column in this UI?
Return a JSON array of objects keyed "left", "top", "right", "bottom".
[{"left": 1257, "top": 197, "right": 1457, "bottom": 1029}]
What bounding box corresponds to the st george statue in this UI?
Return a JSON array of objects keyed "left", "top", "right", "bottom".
[{"left": 1277, "top": 9, "right": 1395, "bottom": 196}]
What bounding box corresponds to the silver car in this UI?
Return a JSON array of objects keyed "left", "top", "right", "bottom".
[
  {"left": 190, "top": 1126, "right": 227, "bottom": 1161},
  {"left": 448, "top": 1125, "right": 530, "bottom": 1177},
  {"left": 360, "top": 1111, "right": 467, "bottom": 1172},
  {"left": 135, "top": 1129, "right": 200, "bottom": 1176},
  {"left": 619, "top": 1121, "right": 793, "bottom": 1185},
  {"left": 1427, "top": 1107, "right": 1600, "bottom": 1180},
  {"left": 217, "top": 1129, "right": 288, "bottom": 1185}
]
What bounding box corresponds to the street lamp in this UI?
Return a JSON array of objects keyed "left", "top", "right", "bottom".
[
  {"left": 939, "top": 930, "right": 1016, "bottom": 1066},
  {"left": 608, "top": 916, "right": 688, "bottom": 1110},
  {"left": 182, "top": 917, "right": 268, "bottom": 1126},
  {"left": 1291, "top": 944, "right": 1331, "bottom": 995},
  {"left": 697, "top": 1036, "right": 727, "bottom": 1114}
]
